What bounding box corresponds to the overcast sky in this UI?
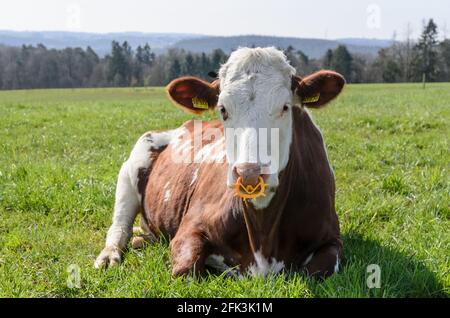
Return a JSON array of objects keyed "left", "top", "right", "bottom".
[{"left": 1, "top": 0, "right": 449, "bottom": 40}]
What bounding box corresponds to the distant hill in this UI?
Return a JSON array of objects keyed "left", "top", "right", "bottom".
[
  {"left": 172, "top": 35, "right": 392, "bottom": 58},
  {"left": 0, "top": 31, "right": 205, "bottom": 55},
  {"left": 0, "top": 31, "right": 391, "bottom": 58},
  {"left": 338, "top": 38, "right": 394, "bottom": 48}
]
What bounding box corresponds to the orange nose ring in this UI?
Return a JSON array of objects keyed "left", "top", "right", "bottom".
[{"left": 233, "top": 176, "right": 267, "bottom": 200}]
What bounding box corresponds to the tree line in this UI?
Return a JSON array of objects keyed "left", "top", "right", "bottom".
[
  {"left": 0, "top": 19, "right": 449, "bottom": 90},
  {"left": 286, "top": 19, "right": 450, "bottom": 83}
]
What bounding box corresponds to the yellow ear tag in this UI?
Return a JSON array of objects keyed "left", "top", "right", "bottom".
[
  {"left": 192, "top": 97, "right": 209, "bottom": 109},
  {"left": 302, "top": 93, "right": 320, "bottom": 104}
]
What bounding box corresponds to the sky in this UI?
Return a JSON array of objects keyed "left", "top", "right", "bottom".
[{"left": 0, "top": 0, "right": 449, "bottom": 40}]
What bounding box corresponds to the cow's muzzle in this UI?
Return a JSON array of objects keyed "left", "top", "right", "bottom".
[
  {"left": 232, "top": 163, "right": 272, "bottom": 200},
  {"left": 233, "top": 163, "right": 262, "bottom": 187}
]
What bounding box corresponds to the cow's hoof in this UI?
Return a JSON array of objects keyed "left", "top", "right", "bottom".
[
  {"left": 131, "top": 234, "right": 155, "bottom": 249},
  {"left": 131, "top": 236, "right": 146, "bottom": 249},
  {"left": 94, "top": 246, "right": 122, "bottom": 269},
  {"left": 171, "top": 267, "right": 190, "bottom": 277}
]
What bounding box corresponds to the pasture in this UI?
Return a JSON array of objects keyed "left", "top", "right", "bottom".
[{"left": 0, "top": 84, "right": 448, "bottom": 297}]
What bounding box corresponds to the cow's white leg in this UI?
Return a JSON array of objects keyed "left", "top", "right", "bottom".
[
  {"left": 94, "top": 161, "right": 139, "bottom": 268},
  {"left": 94, "top": 130, "right": 174, "bottom": 268}
]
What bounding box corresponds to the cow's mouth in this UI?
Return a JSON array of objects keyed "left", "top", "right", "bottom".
[{"left": 233, "top": 176, "right": 268, "bottom": 200}]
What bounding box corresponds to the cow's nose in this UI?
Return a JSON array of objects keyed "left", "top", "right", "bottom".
[{"left": 233, "top": 163, "right": 261, "bottom": 187}]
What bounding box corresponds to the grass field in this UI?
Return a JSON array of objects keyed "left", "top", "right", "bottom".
[{"left": 0, "top": 84, "right": 449, "bottom": 297}]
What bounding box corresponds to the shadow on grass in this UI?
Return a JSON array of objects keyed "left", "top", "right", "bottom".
[{"left": 302, "top": 231, "right": 446, "bottom": 297}]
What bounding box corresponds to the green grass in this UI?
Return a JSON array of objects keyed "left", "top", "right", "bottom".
[{"left": 0, "top": 84, "right": 449, "bottom": 297}]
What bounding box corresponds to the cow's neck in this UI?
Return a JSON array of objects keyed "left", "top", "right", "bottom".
[{"left": 241, "top": 141, "right": 297, "bottom": 258}]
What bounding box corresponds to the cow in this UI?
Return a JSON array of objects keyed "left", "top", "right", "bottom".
[{"left": 95, "top": 47, "right": 345, "bottom": 279}]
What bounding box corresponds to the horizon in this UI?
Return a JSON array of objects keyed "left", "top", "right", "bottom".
[
  {"left": 0, "top": 29, "right": 395, "bottom": 42},
  {"left": 1, "top": 0, "right": 449, "bottom": 41}
]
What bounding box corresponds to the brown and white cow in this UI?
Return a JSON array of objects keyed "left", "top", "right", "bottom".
[{"left": 95, "top": 47, "right": 345, "bottom": 278}]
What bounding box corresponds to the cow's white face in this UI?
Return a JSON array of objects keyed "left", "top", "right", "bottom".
[
  {"left": 167, "top": 47, "right": 345, "bottom": 210},
  {"left": 217, "top": 48, "right": 296, "bottom": 208}
]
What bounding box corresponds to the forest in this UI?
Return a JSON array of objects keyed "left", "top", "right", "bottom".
[{"left": 0, "top": 19, "right": 449, "bottom": 90}]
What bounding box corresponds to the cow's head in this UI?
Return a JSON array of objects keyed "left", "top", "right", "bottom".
[{"left": 167, "top": 47, "right": 345, "bottom": 209}]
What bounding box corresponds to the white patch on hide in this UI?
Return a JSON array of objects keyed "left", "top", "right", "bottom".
[
  {"left": 163, "top": 182, "right": 171, "bottom": 203},
  {"left": 248, "top": 250, "right": 284, "bottom": 276},
  {"left": 334, "top": 254, "right": 340, "bottom": 273},
  {"left": 190, "top": 168, "right": 199, "bottom": 186}
]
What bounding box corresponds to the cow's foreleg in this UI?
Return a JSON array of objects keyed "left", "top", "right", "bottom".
[
  {"left": 170, "top": 225, "right": 208, "bottom": 277},
  {"left": 94, "top": 161, "right": 140, "bottom": 268},
  {"left": 303, "top": 240, "right": 343, "bottom": 279},
  {"left": 95, "top": 131, "right": 172, "bottom": 268}
]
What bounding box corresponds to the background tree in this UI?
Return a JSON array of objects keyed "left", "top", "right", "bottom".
[
  {"left": 108, "top": 41, "right": 133, "bottom": 86},
  {"left": 168, "top": 57, "right": 182, "bottom": 82},
  {"left": 437, "top": 39, "right": 450, "bottom": 81},
  {"left": 323, "top": 49, "right": 333, "bottom": 69},
  {"left": 330, "top": 45, "right": 353, "bottom": 82},
  {"left": 183, "top": 52, "right": 196, "bottom": 76},
  {"left": 210, "top": 49, "right": 227, "bottom": 73},
  {"left": 411, "top": 19, "right": 439, "bottom": 82}
]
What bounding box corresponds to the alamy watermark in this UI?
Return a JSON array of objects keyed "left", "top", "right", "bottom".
[
  {"left": 66, "top": 3, "right": 82, "bottom": 31},
  {"left": 366, "top": 3, "right": 381, "bottom": 30},
  {"left": 170, "top": 120, "right": 280, "bottom": 174},
  {"left": 67, "top": 264, "right": 81, "bottom": 289},
  {"left": 366, "top": 264, "right": 381, "bottom": 289}
]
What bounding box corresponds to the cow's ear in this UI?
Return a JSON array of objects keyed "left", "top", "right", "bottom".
[
  {"left": 292, "top": 71, "right": 345, "bottom": 108},
  {"left": 166, "top": 76, "right": 220, "bottom": 114}
]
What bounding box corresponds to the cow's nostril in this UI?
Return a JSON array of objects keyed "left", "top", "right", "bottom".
[
  {"left": 234, "top": 163, "right": 261, "bottom": 187},
  {"left": 235, "top": 163, "right": 261, "bottom": 176}
]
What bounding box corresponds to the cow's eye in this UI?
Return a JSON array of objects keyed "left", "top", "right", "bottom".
[
  {"left": 282, "top": 104, "right": 290, "bottom": 113},
  {"left": 218, "top": 106, "right": 228, "bottom": 120}
]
